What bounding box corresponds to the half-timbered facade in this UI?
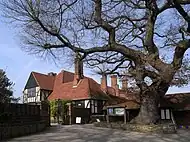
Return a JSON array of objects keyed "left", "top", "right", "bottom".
[
  {"left": 23, "top": 72, "right": 55, "bottom": 104},
  {"left": 23, "top": 54, "right": 130, "bottom": 124}
]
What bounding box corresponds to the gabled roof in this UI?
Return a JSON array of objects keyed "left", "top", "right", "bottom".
[
  {"left": 47, "top": 70, "right": 135, "bottom": 101},
  {"left": 48, "top": 71, "right": 109, "bottom": 101},
  {"left": 26, "top": 70, "right": 142, "bottom": 106},
  {"left": 32, "top": 72, "right": 55, "bottom": 90}
]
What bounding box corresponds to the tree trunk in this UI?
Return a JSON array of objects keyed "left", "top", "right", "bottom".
[{"left": 134, "top": 90, "right": 160, "bottom": 124}]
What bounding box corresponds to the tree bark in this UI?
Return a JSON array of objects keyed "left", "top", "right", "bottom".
[{"left": 134, "top": 90, "right": 160, "bottom": 124}]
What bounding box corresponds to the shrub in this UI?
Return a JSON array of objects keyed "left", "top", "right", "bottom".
[{"left": 49, "top": 100, "right": 71, "bottom": 121}]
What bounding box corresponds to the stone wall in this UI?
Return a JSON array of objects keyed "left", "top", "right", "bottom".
[
  {"left": 94, "top": 122, "right": 177, "bottom": 134},
  {"left": 0, "top": 121, "right": 47, "bottom": 140}
]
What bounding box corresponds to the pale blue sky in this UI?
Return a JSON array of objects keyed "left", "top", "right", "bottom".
[
  {"left": 0, "top": 16, "right": 101, "bottom": 99},
  {"left": 0, "top": 16, "right": 190, "bottom": 99}
]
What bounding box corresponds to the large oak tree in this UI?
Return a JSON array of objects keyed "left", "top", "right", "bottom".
[{"left": 1, "top": 0, "right": 190, "bottom": 124}]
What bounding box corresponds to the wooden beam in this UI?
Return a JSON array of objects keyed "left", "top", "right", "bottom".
[
  {"left": 124, "top": 108, "right": 127, "bottom": 124},
  {"left": 127, "top": 111, "right": 130, "bottom": 123},
  {"left": 106, "top": 108, "right": 109, "bottom": 123}
]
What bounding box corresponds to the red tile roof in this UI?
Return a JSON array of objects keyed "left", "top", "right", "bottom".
[
  {"left": 105, "top": 100, "right": 140, "bottom": 109},
  {"left": 30, "top": 70, "right": 141, "bottom": 108},
  {"left": 105, "top": 90, "right": 140, "bottom": 109},
  {"left": 48, "top": 71, "right": 109, "bottom": 101},
  {"left": 61, "top": 70, "right": 74, "bottom": 83},
  {"left": 32, "top": 72, "right": 55, "bottom": 90}
]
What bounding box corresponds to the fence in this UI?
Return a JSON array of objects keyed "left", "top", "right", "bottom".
[
  {"left": 0, "top": 103, "right": 40, "bottom": 124},
  {"left": 0, "top": 102, "right": 50, "bottom": 140}
]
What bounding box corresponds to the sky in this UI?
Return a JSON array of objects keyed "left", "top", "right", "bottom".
[
  {"left": 0, "top": 16, "right": 190, "bottom": 100},
  {"left": 0, "top": 16, "right": 103, "bottom": 99}
]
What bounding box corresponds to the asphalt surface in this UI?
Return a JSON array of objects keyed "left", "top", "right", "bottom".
[{"left": 5, "top": 124, "right": 190, "bottom": 142}]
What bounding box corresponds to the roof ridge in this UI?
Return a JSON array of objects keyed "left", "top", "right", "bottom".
[
  {"left": 62, "top": 70, "right": 74, "bottom": 74},
  {"left": 32, "top": 71, "right": 49, "bottom": 76}
]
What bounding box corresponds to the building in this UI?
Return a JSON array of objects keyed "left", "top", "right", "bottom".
[
  {"left": 23, "top": 72, "right": 56, "bottom": 104},
  {"left": 23, "top": 56, "right": 130, "bottom": 124},
  {"left": 23, "top": 57, "right": 190, "bottom": 125},
  {"left": 105, "top": 92, "right": 190, "bottom": 126},
  {"left": 161, "top": 93, "right": 190, "bottom": 126}
]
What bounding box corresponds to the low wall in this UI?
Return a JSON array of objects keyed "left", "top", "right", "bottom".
[
  {"left": 0, "top": 121, "right": 47, "bottom": 141},
  {"left": 94, "top": 122, "right": 177, "bottom": 134}
]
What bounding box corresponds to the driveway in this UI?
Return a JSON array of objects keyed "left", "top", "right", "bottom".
[{"left": 5, "top": 124, "right": 190, "bottom": 142}]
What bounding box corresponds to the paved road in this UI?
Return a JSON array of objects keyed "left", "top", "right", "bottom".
[{"left": 5, "top": 124, "right": 190, "bottom": 142}]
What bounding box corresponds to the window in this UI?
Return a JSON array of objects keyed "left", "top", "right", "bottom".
[
  {"left": 161, "top": 109, "right": 171, "bottom": 120},
  {"left": 28, "top": 88, "right": 36, "bottom": 97},
  {"left": 94, "top": 100, "right": 98, "bottom": 113},
  {"left": 91, "top": 100, "right": 94, "bottom": 113},
  {"left": 74, "top": 100, "right": 84, "bottom": 108},
  {"left": 166, "top": 109, "right": 170, "bottom": 119},
  {"left": 91, "top": 100, "right": 98, "bottom": 113},
  {"left": 108, "top": 108, "right": 113, "bottom": 115},
  {"left": 161, "top": 109, "right": 165, "bottom": 119}
]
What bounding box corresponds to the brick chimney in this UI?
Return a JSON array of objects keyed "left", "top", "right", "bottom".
[
  {"left": 47, "top": 72, "right": 57, "bottom": 76},
  {"left": 111, "top": 75, "right": 119, "bottom": 96},
  {"left": 122, "top": 76, "right": 128, "bottom": 90},
  {"left": 101, "top": 73, "right": 107, "bottom": 93},
  {"left": 111, "top": 75, "right": 117, "bottom": 88},
  {"left": 73, "top": 53, "right": 83, "bottom": 87}
]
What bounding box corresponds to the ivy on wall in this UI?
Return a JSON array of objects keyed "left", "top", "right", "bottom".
[{"left": 49, "top": 99, "right": 71, "bottom": 121}]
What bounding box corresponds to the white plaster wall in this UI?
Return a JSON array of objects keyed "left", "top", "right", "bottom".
[
  {"left": 23, "top": 89, "right": 28, "bottom": 103},
  {"left": 36, "top": 87, "right": 41, "bottom": 102},
  {"left": 23, "top": 87, "right": 41, "bottom": 103}
]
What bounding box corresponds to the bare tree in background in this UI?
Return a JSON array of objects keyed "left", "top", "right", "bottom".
[{"left": 1, "top": 0, "right": 190, "bottom": 124}]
